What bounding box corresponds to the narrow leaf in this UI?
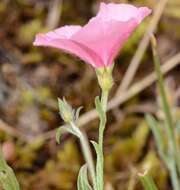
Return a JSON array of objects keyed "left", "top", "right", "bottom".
[
  {"left": 145, "top": 114, "right": 168, "bottom": 164},
  {"left": 0, "top": 150, "right": 20, "bottom": 190},
  {"left": 91, "top": 141, "right": 103, "bottom": 190},
  {"left": 139, "top": 172, "right": 158, "bottom": 190},
  {"left": 77, "top": 165, "right": 92, "bottom": 190}
]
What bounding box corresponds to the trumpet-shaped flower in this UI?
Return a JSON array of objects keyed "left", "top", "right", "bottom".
[{"left": 33, "top": 3, "right": 151, "bottom": 68}]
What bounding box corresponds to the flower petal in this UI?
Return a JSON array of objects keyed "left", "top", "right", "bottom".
[
  {"left": 33, "top": 3, "right": 151, "bottom": 68},
  {"left": 71, "top": 4, "right": 151, "bottom": 67},
  {"left": 137, "top": 7, "right": 152, "bottom": 22},
  {"left": 71, "top": 17, "right": 138, "bottom": 66},
  {"left": 97, "top": 3, "right": 151, "bottom": 23},
  {"left": 71, "top": 19, "right": 106, "bottom": 66},
  {"left": 47, "top": 25, "right": 82, "bottom": 39},
  {"left": 105, "top": 19, "right": 139, "bottom": 66},
  {"left": 33, "top": 31, "right": 102, "bottom": 67}
]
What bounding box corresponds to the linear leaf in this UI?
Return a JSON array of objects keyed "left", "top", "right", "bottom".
[
  {"left": 139, "top": 172, "right": 158, "bottom": 190},
  {"left": 77, "top": 165, "right": 92, "bottom": 190},
  {"left": 91, "top": 141, "right": 103, "bottom": 190},
  {"left": 145, "top": 114, "right": 168, "bottom": 164},
  {"left": 0, "top": 150, "right": 20, "bottom": 190}
]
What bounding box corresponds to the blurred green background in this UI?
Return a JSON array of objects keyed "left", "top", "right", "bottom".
[{"left": 0, "top": 0, "right": 180, "bottom": 189}]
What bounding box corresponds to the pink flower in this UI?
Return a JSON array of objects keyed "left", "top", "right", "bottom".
[{"left": 33, "top": 3, "right": 151, "bottom": 68}]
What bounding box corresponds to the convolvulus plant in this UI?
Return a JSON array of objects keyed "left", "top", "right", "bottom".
[
  {"left": 145, "top": 35, "right": 180, "bottom": 190},
  {"left": 2, "top": 3, "right": 178, "bottom": 190},
  {"left": 33, "top": 3, "right": 151, "bottom": 190}
]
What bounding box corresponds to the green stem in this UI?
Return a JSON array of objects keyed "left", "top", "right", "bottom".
[
  {"left": 98, "top": 90, "right": 109, "bottom": 190},
  {"left": 101, "top": 91, "right": 108, "bottom": 112},
  {"left": 95, "top": 66, "right": 113, "bottom": 190},
  {"left": 99, "top": 90, "right": 108, "bottom": 149},
  {"left": 70, "top": 122, "right": 96, "bottom": 189}
]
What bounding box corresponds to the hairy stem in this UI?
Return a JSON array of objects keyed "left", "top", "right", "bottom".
[
  {"left": 98, "top": 90, "right": 109, "bottom": 190},
  {"left": 99, "top": 90, "right": 108, "bottom": 148}
]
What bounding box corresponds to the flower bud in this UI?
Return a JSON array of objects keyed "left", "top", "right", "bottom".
[{"left": 58, "top": 98, "right": 74, "bottom": 123}]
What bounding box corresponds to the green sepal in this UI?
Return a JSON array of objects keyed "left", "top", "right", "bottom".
[{"left": 95, "top": 66, "right": 113, "bottom": 92}]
